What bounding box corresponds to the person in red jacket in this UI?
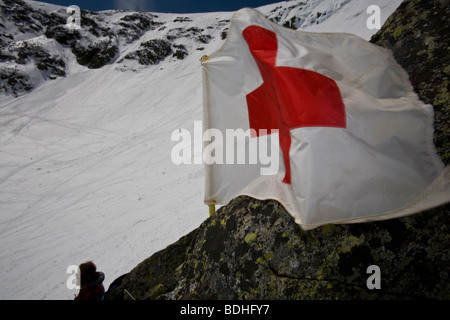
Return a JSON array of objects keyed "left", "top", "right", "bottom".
[{"left": 75, "top": 261, "right": 105, "bottom": 301}]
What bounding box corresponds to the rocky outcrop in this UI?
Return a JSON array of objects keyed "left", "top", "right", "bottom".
[
  {"left": 120, "top": 39, "right": 173, "bottom": 66},
  {"left": 370, "top": 0, "right": 450, "bottom": 165},
  {"left": 0, "top": 0, "right": 68, "bottom": 95},
  {"left": 106, "top": 0, "right": 450, "bottom": 300},
  {"left": 107, "top": 196, "right": 449, "bottom": 300},
  {"left": 0, "top": 1, "right": 223, "bottom": 95}
]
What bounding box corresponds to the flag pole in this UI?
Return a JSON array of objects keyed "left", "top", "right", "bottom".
[
  {"left": 203, "top": 54, "right": 214, "bottom": 218},
  {"left": 209, "top": 204, "right": 215, "bottom": 216}
]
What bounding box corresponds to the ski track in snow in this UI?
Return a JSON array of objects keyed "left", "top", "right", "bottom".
[{"left": 0, "top": 0, "right": 402, "bottom": 299}]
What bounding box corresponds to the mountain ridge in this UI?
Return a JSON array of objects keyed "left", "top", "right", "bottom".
[{"left": 1, "top": 0, "right": 402, "bottom": 96}]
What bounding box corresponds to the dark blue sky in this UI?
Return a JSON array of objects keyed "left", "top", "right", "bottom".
[{"left": 33, "top": 0, "right": 278, "bottom": 13}]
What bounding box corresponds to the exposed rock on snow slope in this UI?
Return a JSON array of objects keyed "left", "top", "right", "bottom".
[
  {"left": 0, "top": 0, "right": 402, "bottom": 299},
  {"left": 1, "top": 0, "right": 402, "bottom": 96}
]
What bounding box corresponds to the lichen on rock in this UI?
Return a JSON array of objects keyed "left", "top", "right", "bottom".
[{"left": 108, "top": 195, "right": 449, "bottom": 300}]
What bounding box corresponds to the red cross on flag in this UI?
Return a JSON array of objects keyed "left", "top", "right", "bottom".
[{"left": 201, "top": 8, "right": 450, "bottom": 230}]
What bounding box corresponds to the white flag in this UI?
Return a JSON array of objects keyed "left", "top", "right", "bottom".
[{"left": 201, "top": 8, "right": 450, "bottom": 230}]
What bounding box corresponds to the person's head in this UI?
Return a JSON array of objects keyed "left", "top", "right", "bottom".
[{"left": 79, "top": 261, "right": 97, "bottom": 286}]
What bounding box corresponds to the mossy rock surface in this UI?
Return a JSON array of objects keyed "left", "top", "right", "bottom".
[{"left": 108, "top": 196, "right": 449, "bottom": 300}]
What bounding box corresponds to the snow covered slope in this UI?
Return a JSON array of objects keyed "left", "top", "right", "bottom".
[{"left": 0, "top": 0, "right": 401, "bottom": 299}]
